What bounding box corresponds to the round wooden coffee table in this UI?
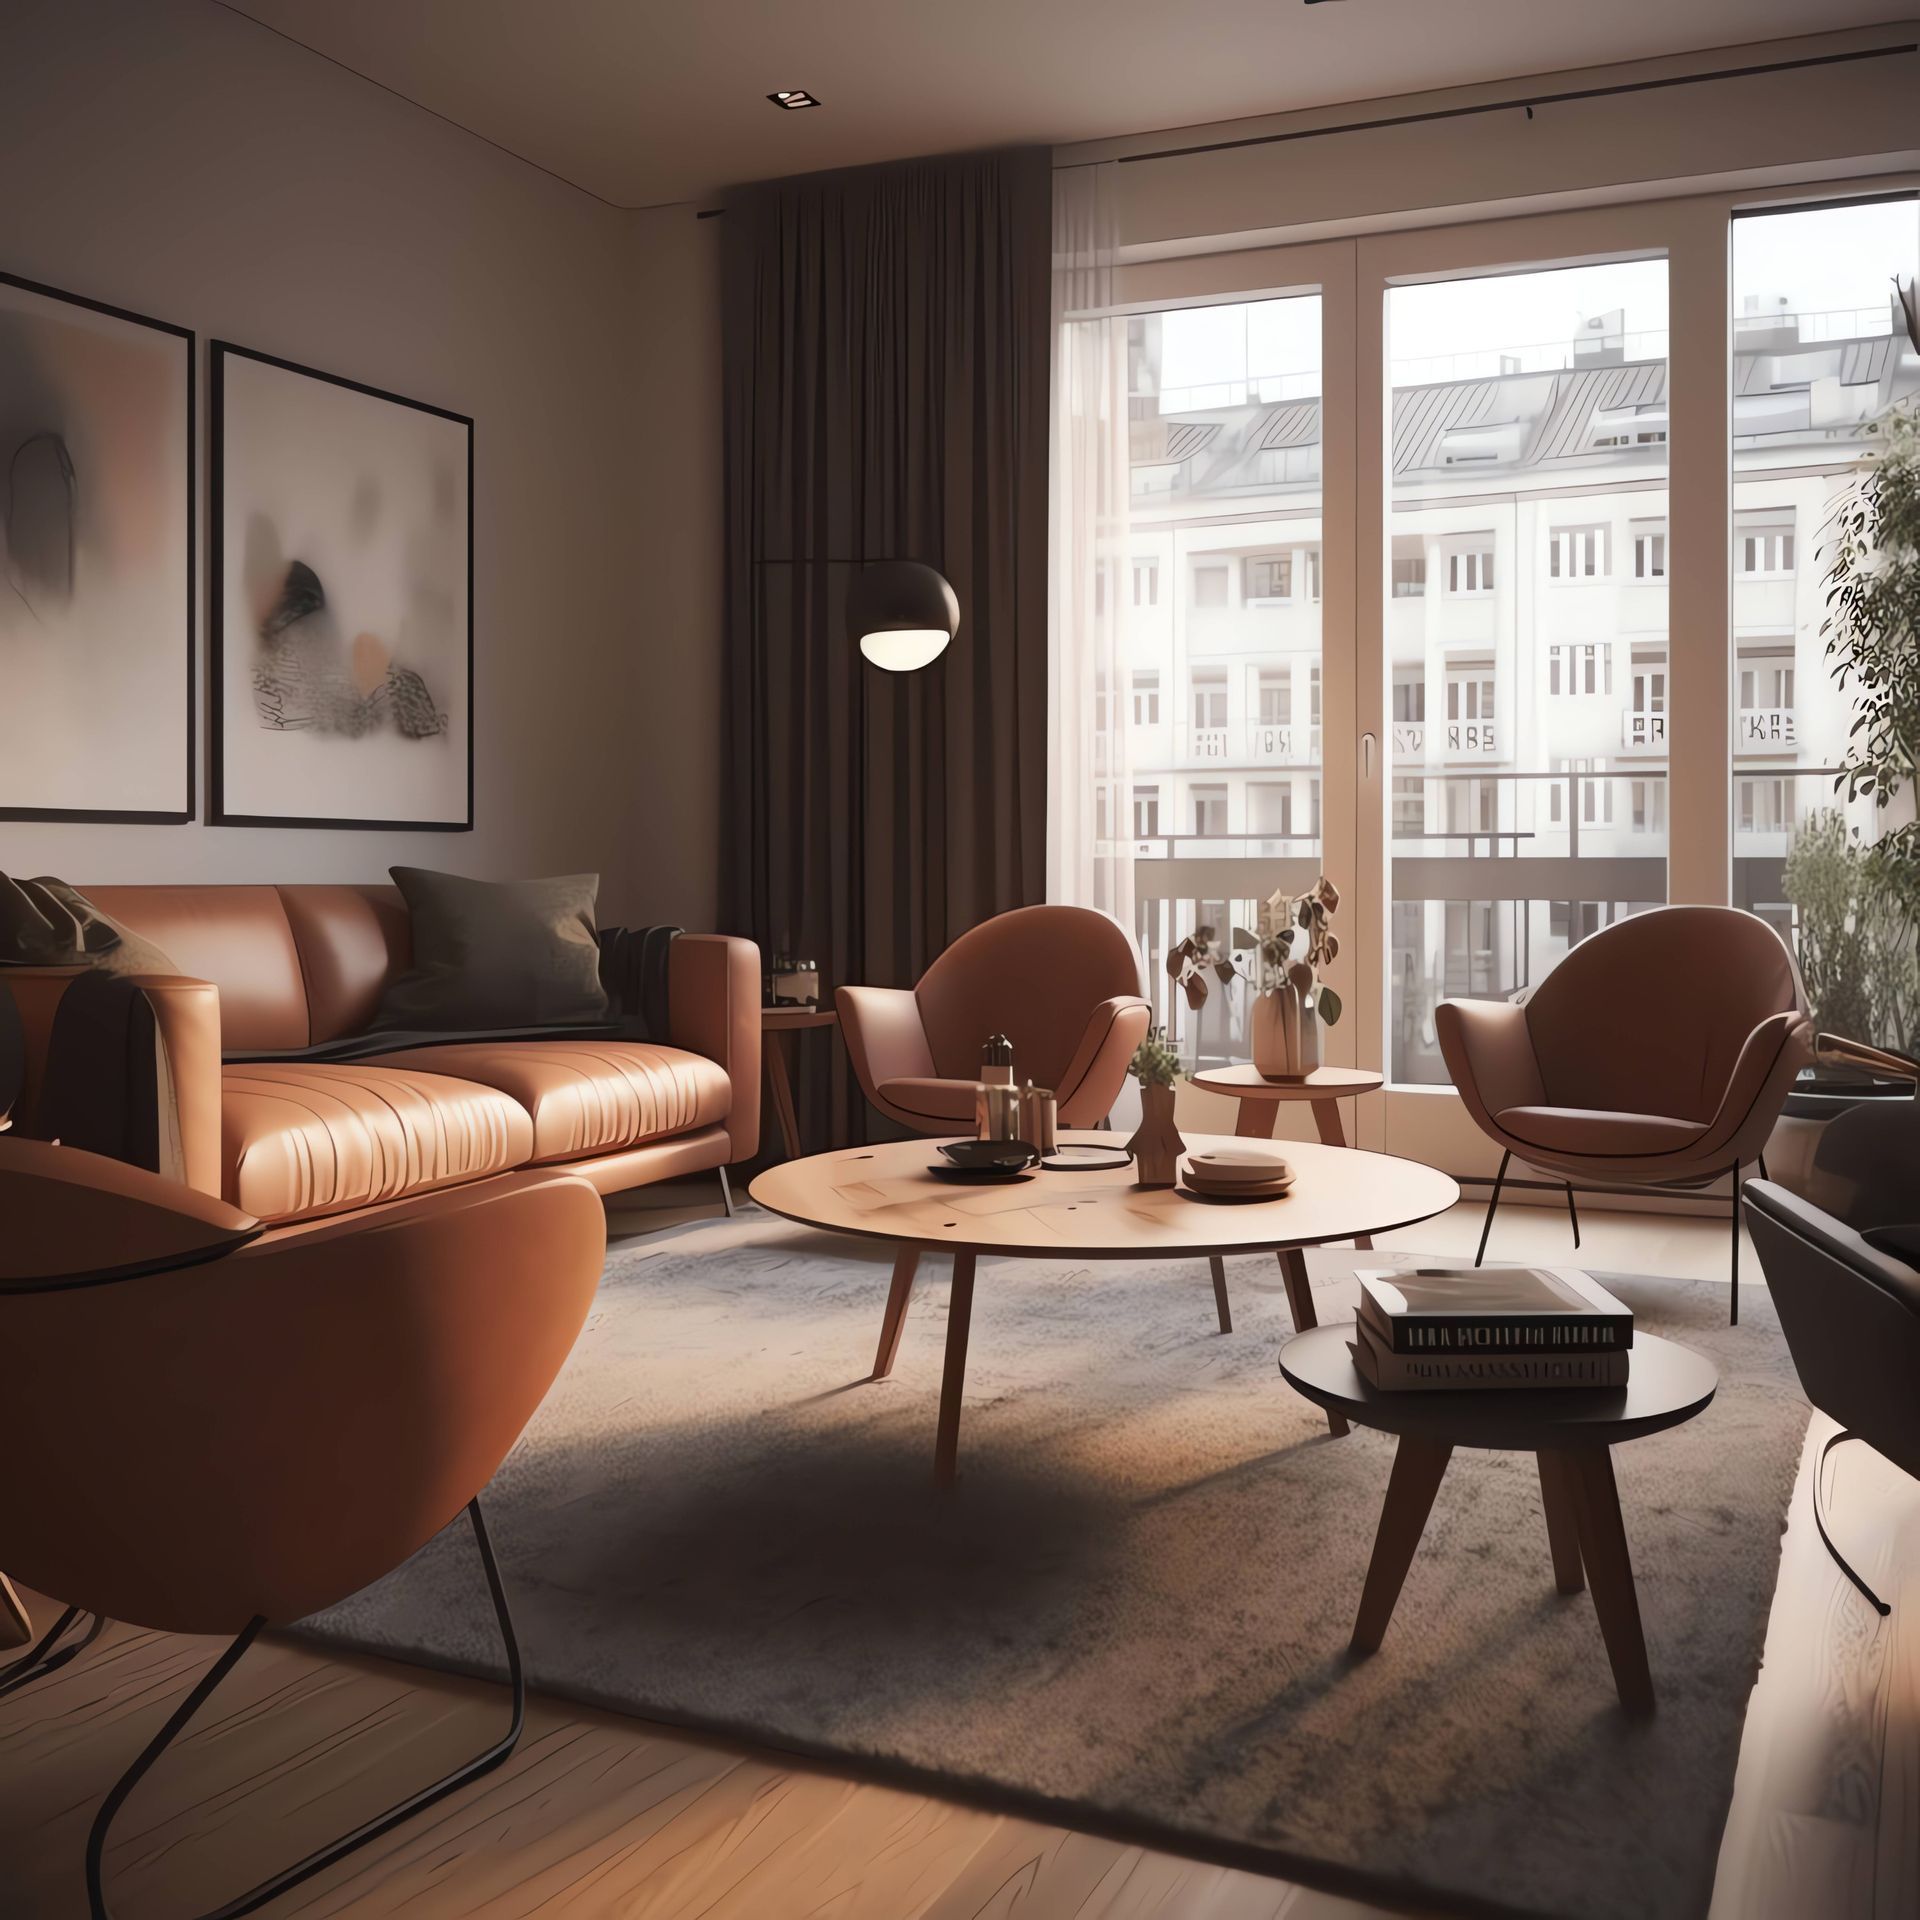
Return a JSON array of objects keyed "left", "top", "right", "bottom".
[
  {"left": 749, "top": 1133, "right": 1458, "bottom": 1485},
  {"left": 1280, "top": 1323, "right": 1717, "bottom": 1716}
]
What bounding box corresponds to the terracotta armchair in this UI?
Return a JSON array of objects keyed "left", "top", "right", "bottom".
[
  {"left": 1435, "top": 906, "right": 1812, "bottom": 1319},
  {"left": 0, "top": 1137, "right": 605, "bottom": 1917},
  {"left": 838, "top": 905, "right": 1150, "bottom": 1135}
]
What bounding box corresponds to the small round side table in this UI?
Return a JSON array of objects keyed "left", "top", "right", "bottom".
[
  {"left": 761, "top": 1006, "right": 838, "bottom": 1160},
  {"left": 1281, "top": 1323, "right": 1717, "bottom": 1716}
]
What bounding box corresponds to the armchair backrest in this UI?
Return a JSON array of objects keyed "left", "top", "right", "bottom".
[
  {"left": 1525, "top": 906, "right": 1803, "bottom": 1121},
  {"left": 915, "top": 905, "right": 1142, "bottom": 1088},
  {"left": 1745, "top": 1178, "right": 1920, "bottom": 1485}
]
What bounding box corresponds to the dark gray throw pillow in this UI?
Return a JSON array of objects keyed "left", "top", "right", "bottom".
[
  {"left": 0, "top": 874, "right": 178, "bottom": 976},
  {"left": 371, "top": 868, "right": 611, "bottom": 1031}
]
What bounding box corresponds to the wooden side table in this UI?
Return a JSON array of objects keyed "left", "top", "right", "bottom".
[
  {"left": 761, "top": 1006, "right": 838, "bottom": 1160},
  {"left": 1280, "top": 1323, "right": 1717, "bottom": 1716}
]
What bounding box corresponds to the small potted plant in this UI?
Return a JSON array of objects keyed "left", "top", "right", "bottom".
[
  {"left": 1252, "top": 877, "right": 1343, "bottom": 1080},
  {"left": 1126, "top": 1024, "right": 1186, "bottom": 1188}
]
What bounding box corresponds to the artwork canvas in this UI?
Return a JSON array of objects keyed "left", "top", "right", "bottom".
[
  {"left": 212, "top": 343, "right": 472, "bottom": 829},
  {"left": 0, "top": 272, "right": 193, "bottom": 821}
]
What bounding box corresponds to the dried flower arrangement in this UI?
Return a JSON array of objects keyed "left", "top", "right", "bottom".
[{"left": 1258, "top": 877, "right": 1343, "bottom": 1028}]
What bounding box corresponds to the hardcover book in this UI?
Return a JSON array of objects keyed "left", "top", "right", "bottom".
[
  {"left": 1356, "top": 1266, "right": 1633, "bottom": 1355},
  {"left": 1348, "top": 1318, "right": 1631, "bottom": 1391}
]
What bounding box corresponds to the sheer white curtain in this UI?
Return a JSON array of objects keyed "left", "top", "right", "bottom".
[{"left": 1047, "top": 162, "right": 1134, "bottom": 933}]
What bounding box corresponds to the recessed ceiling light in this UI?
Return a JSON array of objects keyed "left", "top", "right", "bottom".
[{"left": 768, "top": 89, "right": 820, "bottom": 110}]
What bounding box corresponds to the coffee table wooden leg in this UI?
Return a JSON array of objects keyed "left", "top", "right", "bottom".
[
  {"left": 0, "top": 1572, "right": 29, "bottom": 1649},
  {"left": 1277, "top": 1248, "right": 1347, "bottom": 1437},
  {"left": 1308, "top": 1099, "right": 1372, "bottom": 1249},
  {"left": 1536, "top": 1449, "right": 1586, "bottom": 1595},
  {"left": 1569, "top": 1446, "right": 1656, "bottom": 1716},
  {"left": 766, "top": 1033, "right": 802, "bottom": 1160},
  {"left": 933, "top": 1251, "right": 978, "bottom": 1489},
  {"left": 1351, "top": 1436, "right": 1453, "bottom": 1654},
  {"left": 871, "top": 1246, "right": 921, "bottom": 1379},
  {"left": 1235, "top": 1096, "right": 1280, "bottom": 1140},
  {"left": 1208, "top": 1255, "right": 1233, "bottom": 1334}
]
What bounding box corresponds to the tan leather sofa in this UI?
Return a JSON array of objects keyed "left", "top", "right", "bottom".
[{"left": 2, "top": 884, "right": 759, "bottom": 1225}]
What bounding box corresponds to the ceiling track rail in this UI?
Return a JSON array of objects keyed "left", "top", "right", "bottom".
[{"left": 1112, "top": 42, "right": 1920, "bottom": 168}]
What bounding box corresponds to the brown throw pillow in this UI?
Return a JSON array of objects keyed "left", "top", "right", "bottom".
[
  {"left": 0, "top": 875, "right": 177, "bottom": 976},
  {"left": 372, "top": 868, "right": 611, "bottom": 1031}
]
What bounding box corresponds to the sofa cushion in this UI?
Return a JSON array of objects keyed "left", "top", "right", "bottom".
[
  {"left": 361, "top": 1040, "right": 729, "bottom": 1165},
  {"left": 1494, "top": 1104, "right": 1707, "bottom": 1159},
  {"left": 220, "top": 1061, "right": 533, "bottom": 1224},
  {"left": 876, "top": 1076, "right": 979, "bottom": 1127}
]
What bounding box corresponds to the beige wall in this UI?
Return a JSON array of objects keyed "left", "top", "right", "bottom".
[{"left": 0, "top": 0, "right": 724, "bottom": 930}]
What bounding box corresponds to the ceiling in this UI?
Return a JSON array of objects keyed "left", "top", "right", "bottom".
[{"left": 222, "top": 0, "right": 1912, "bottom": 208}]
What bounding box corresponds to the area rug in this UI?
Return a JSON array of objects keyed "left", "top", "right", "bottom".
[{"left": 300, "top": 1213, "right": 1808, "bottom": 1920}]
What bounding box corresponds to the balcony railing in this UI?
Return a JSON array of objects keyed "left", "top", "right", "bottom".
[
  {"left": 1392, "top": 722, "right": 1425, "bottom": 757},
  {"left": 1736, "top": 708, "right": 1797, "bottom": 752},
  {"left": 1444, "top": 722, "right": 1498, "bottom": 758},
  {"left": 1249, "top": 722, "right": 1319, "bottom": 762},
  {"left": 1621, "top": 710, "right": 1666, "bottom": 751},
  {"left": 1190, "top": 725, "right": 1230, "bottom": 761}
]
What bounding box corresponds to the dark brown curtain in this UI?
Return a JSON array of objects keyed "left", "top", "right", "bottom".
[{"left": 722, "top": 148, "right": 1051, "bottom": 1147}]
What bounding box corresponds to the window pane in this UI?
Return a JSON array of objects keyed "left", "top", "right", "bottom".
[
  {"left": 1388, "top": 259, "right": 1670, "bottom": 1085},
  {"left": 1124, "top": 294, "right": 1324, "bottom": 1064},
  {"left": 1731, "top": 196, "right": 1920, "bottom": 1055}
]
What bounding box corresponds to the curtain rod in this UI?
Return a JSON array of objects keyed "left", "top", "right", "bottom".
[{"left": 1103, "top": 42, "right": 1918, "bottom": 168}]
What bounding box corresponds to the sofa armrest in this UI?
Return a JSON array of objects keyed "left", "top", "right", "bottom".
[
  {"left": 0, "top": 969, "right": 223, "bottom": 1198},
  {"left": 1434, "top": 997, "right": 1547, "bottom": 1135},
  {"left": 668, "top": 935, "right": 760, "bottom": 1161},
  {"left": 1055, "top": 995, "right": 1152, "bottom": 1124},
  {"left": 835, "top": 985, "right": 937, "bottom": 1105}
]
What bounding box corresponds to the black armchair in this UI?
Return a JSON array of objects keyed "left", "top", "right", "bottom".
[{"left": 1743, "top": 1046, "right": 1920, "bottom": 1615}]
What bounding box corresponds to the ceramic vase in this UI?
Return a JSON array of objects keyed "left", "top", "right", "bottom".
[
  {"left": 1128, "top": 1081, "right": 1185, "bottom": 1188},
  {"left": 1251, "top": 982, "right": 1306, "bottom": 1080}
]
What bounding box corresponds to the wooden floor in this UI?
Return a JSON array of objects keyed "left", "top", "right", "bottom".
[{"left": 1, "top": 1196, "right": 1912, "bottom": 1919}]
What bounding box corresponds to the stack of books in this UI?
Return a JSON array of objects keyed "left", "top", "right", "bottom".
[{"left": 1350, "top": 1267, "right": 1633, "bottom": 1392}]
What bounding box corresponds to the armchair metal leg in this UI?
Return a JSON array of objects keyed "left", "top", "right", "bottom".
[
  {"left": 1813, "top": 1430, "right": 1891, "bottom": 1617},
  {"left": 84, "top": 1498, "right": 525, "bottom": 1920},
  {"left": 0, "top": 1603, "right": 105, "bottom": 1702},
  {"left": 1729, "top": 1162, "right": 1741, "bottom": 1326},
  {"left": 1757, "top": 1151, "right": 1770, "bottom": 1183},
  {"left": 717, "top": 1166, "right": 735, "bottom": 1218},
  {"left": 1474, "top": 1150, "right": 1510, "bottom": 1267},
  {"left": 1565, "top": 1183, "right": 1581, "bottom": 1251}
]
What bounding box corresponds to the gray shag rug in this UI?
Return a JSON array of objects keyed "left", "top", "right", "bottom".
[{"left": 301, "top": 1211, "right": 1807, "bottom": 1920}]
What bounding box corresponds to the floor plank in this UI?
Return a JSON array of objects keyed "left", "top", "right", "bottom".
[{"left": 0, "top": 1202, "right": 1905, "bottom": 1920}]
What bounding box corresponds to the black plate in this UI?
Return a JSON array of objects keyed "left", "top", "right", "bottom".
[
  {"left": 937, "top": 1140, "right": 1040, "bottom": 1173},
  {"left": 928, "top": 1164, "right": 1037, "bottom": 1183}
]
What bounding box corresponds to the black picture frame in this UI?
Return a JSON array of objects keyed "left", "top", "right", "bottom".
[
  {"left": 0, "top": 269, "right": 195, "bottom": 824},
  {"left": 209, "top": 340, "right": 474, "bottom": 831}
]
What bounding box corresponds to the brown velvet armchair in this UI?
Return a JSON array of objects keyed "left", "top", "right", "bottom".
[
  {"left": 838, "top": 905, "right": 1151, "bottom": 1135},
  {"left": 1435, "top": 906, "right": 1812, "bottom": 1319},
  {"left": 0, "top": 1137, "right": 605, "bottom": 1918}
]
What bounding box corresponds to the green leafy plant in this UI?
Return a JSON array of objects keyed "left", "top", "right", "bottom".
[
  {"left": 1258, "top": 876, "right": 1343, "bottom": 1027},
  {"left": 1822, "top": 396, "right": 1920, "bottom": 986},
  {"left": 1128, "top": 1024, "right": 1183, "bottom": 1088}
]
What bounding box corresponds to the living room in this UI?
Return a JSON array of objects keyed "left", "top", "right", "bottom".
[{"left": 1, "top": 2, "right": 1916, "bottom": 1916}]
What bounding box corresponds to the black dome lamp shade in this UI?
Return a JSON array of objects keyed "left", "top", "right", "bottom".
[{"left": 845, "top": 560, "right": 959, "bottom": 672}]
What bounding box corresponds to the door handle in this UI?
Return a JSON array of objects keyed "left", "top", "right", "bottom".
[{"left": 1362, "top": 732, "right": 1376, "bottom": 780}]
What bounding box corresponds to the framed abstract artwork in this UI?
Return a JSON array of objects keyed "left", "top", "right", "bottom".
[
  {"left": 211, "top": 342, "right": 472, "bottom": 829},
  {"left": 0, "top": 271, "right": 193, "bottom": 822}
]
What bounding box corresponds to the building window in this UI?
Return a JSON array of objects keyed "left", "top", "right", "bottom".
[
  {"left": 1631, "top": 656, "right": 1667, "bottom": 714},
  {"left": 1246, "top": 553, "right": 1293, "bottom": 601},
  {"left": 1446, "top": 547, "right": 1494, "bottom": 595},
  {"left": 1248, "top": 781, "right": 1294, "bottom": 835},
  {"left": 1192, "top": 785, "right": 1228, "bottom": 836},
  {"left": 1737, "top": 651, "right": 1794, "bottom": 711},
  {"left": 1193, "top": 563, "right": 1230, "bottom": 608},
  {"left": 1392, "top": 777, "right": 1425, "bottom": 836},
  {"left": 1256, "top": 669, "right": 1291, "bottom": 726},
  {"left": 1309, "top": 663, "right": 1322, "bottom": 726},
  {"left": 1574, "top": 757, "right": 1613, "bottom": 826},
  {"left": 1549, "top": 643, "right": 1611, "bottom": 697},
  {"left": 1549, "top": 526, "right": 1607, "bottom": 580},
  {"left": 1445, "top": 668, "right": 1495, "bottom": 723},
  {"left": 1309, "top": 777, "right": 1322, "bottom": 838},
  {"left": 1736, "top": 777, "right": 1792, "bottom": 834},
  {"left": 1633, "top": 527, "right": 1667, "bottom": 579},
  {"left": 1737, "top": 517, "right": 1796, "bottom": 577},
  {"left": 1305, "top": 547, "right": 1322, "bottom": 602},
  {"left": 1132, "top": 558, "right": 1160, "bottom": 607},
  {"left": 1191, "top": 671, "right": 1227, "bottom": 731},
  {"left": 1132, "top": 785, "right": 1160, "bottom": 837},
  {"left": 1131, "top": 669, "right": 1160, "bottom": 727},
  {"left": 1392, "top": 677, "right": 1426, "bottom": 723},
  {"left": 1630, "top": 779, "right": 1666, "bottom": 834}
]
